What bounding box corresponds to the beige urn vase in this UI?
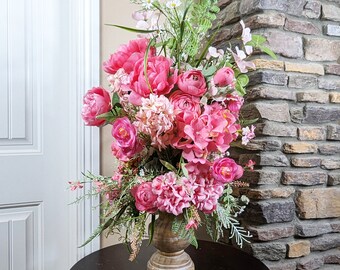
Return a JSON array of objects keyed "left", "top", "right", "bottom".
[{"left": 147, "top": 212, "right": 195, "bottom": 270}]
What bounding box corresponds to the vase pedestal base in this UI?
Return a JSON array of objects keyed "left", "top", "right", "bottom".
[{"left": 147, "top": 250, "right": 195, "bottom": 270}]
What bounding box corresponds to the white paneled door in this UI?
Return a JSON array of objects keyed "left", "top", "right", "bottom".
[{"left": 0, "top": 0, "right": 100, "bottom": 269}]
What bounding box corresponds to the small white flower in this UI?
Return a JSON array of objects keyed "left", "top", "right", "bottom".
[
  {"left": 142, "top": 0, "right": 154, "bottom": 9},
  {"left": 166, "top": 0, "right": 181, "bottom": 8}
]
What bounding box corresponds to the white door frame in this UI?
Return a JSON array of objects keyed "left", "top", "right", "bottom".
[{"left": 68, "top": 0, "right": 100, "bottom": 265}]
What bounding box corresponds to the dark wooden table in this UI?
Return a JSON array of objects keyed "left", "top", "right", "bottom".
[{"left": 70, "top": 240, "right": 269, "bottom": 270}]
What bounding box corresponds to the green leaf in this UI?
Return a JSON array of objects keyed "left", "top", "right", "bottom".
[
  {"left": 235, "top": 81, "right": 246, "bottom": 96},
  {"left": 237, "top": 74, "right": 249, "bottom": 87},
  {"left": 240, "top": 118, "right": 258, "bottom": 126},
  {"left": 259, "top": 45, "right": 277, "bottom": 60},
  {"left": 250, "top": 34, "right": 266, "bottom": 47},
  {"left": 148, "top": 214, "right": 156, "bottom": 246},
  {"left": 79, "top": 218, "right": 113, "bottom": 247},
  {"left": 160, "top": 160, "right": 177, "bottom": 172},
  {"left": 105, "top": 24, "right": 157, "bottom": 34},
  {"left": 202, "top": 66, "right": 217, "bottom": 77},
  {"left": 181, "top": 163, "right": 189, "bottom": 178},
  {"left": 111, "top": 92, "right": 120, "bottom": 105}
]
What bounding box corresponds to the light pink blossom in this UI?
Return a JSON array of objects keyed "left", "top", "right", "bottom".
[
  {"left": 185, "top": 219, "right": 199, "bottom": 230},
  {"left": 242, "top": 125, "right": 256, "bottom": 145},
  {"left": 68, "top": 181, "right": 84, "bottom": 191},
  {"left": 240, "top": 20, "right": 253, "bottom": 55},
  {"left": 231, "top": 47, "right": 255, "bottom": 73}
]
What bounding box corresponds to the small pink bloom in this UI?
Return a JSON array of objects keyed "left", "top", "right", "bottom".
[
  {"left": 129, "top": 56, "right": 178, "bottom": 105},
  {"left": 240, "top": 20, "right": 253, "bottom": 55},
  {"left": 213, "top": 67, "right": 235, "bottom": 87},
  {"left": 185, "top": 219, "right": 199, "bottom": 230},
  {"left": 226, "top": 94, "right": 244, "bottom": 115},
  {"left": 103, "top": 38, "right": 155, "bottom": 75},
  {"left": 81, "top": 87, "right": 111, "bottom": 126},
  {"left": 68, "top": 181, "right": 84, "bottom": 191},
  {"left": 131, "top": 182, "right": 157, "bottom": 213},
  {"left": 230, "top": 47, "right": 255, "bottom": 73},
  {"left": 177, "top": 70, "right": 207, "bottom": 97},
  {"left": 242, "top": 125, "right": 256, "bottom": 145},
  {"left": 245, "top": 160, "right": 256, "bottom": 171},
  {"left": 212, "top": 158, "right": 243, "bottom": 183}
]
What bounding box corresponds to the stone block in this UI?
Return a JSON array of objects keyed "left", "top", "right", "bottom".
[
  {"left": 245, "top": 12, "right": 286, "bottom": 29},
  {"left": 239, "top": 152, "right": 290, "bottom": 167},
  {"left": 240, "top": 186, "right": 295, "bottom": 200},
  {"left": 291, "top": 156, "right": 321, "bottom": 168},
  {"left": 253, "top": 59, "right": 284, "bottom": 70},
  {"left": 289, "top": 74, "right": 317, "bottom": 89},
  {"left": 319, "top": 76, "right": 340, "bottom": 90},
  {"left": 310, "top": 233, "right": 340, "bottom": 251},
  {"left": 296, "top": 91, "right": 329, "bottom": 103},
  {"left": 264, "top": 30, "right": 303, "bottom": 58},
  {"left": 264, "top": 260, "right": 297, "bottom": 270},
  {"left": 246, "top": 85, "right": 295, "bottom": 101},
  {"left": 250, "top": 242, "right": 287, "bottom": 261},
  {"left": 303, "top": 106, "right": 340, "bottom": 124},
  {"left": 240, "top": 138, "right": 282, "bottom": 151},
  {"left": 245, "top": 199, "right": 295, "bottom": 224},
  {"left": 328, "top": 172, "right": 340, "bottom": 186},
  {"left": 325, "top": 64, "right": 340, "bottom": 76},
  {"left": 220, "top": 1, "right": 240, "bottom": 24},
  {"left": 282, "top": 171, "right": 327, "bottom": 185},
  {"left": 285, "top": 62, "right": 324, "bottom": 75},
  {"left": 241, "top": 102, "right": 290, "bottom": 123},
  {"left": 297, "top": 254, "right": 324, "bottom": 270},
  {"left": 296, "top": 221, "right": 333, "bottom": 237},
  {"left": 298, "top": 126, "right": 326, "bottom": 141},
  {"left": 327, "top": 125, "right": 340, "bottom": 140},
  {"left": 218, "top": 0, "right": 232, "bottom": 8},
  {"left": 303, "top": 1, "right": 321, "bottom": 19},
  {"left": 239, "top": 0, "right": 305, "bottom": 16},
  {"left": 287, "top": 240, "right": 311, "bottom": 258},
  {"left": 331, "top": 220, "right": 340, "bottom": 232},
  {"left": 241, "top": 169, "right": 281, "bottom": 185},
  {"left": 322, "top": 3, "right": 340, "bottom": 22},
  {"left": 330, "top": 92, "right": 340, "bottom": 103},
  {"left": 256, "top": 121, "right": 297, "bottom": 137},
  {"left": 318, "top": 143, "right": 340, "bottom": 155},
  {"left": 305, "top": 37, "right": 340, "bottom": 61},
  {"left": 284, "top": 18, "right": 320, "bottom": 35},
  {"left": 248, "top": 71, "right": 288, "bottom": 86},
  {"left": 324, "top": 24, "right": 340, "bottom": 37},
  {"left": 290, "top": 106, "right": 305, "bottom": 123},
  {"left": 323, "top": 249, "right": 340, "bottom": 265},
  {"left": 283, "top": 142, "right": 318, "bottom": 154},
  {"left": 296, "top": 188, "right": 340, "bottom": 219},
  {"left": 321, "top": 159, "right": 340, "bottom": 170},
  {"left": 247, "top": 223, "right": 295, "bottom": 242}
]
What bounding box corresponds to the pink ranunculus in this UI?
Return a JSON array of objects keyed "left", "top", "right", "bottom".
[
  {"left": 131, "top": 182, "right": 157, "bottom": 213},
  {"left": 129, "top": 56, "right": 178, "bottom": 105},
  {"left": 81, "top": 87, "right": 111, "bottom": 126},
  {"left": 212, "top": 158, "right": 244, "bottom": 183},
  {"left": 177, "top": 70, "right": 207, "bottom": 97},
  {"left": 111, "top": 117, "right": 143, "bottom": 161},
  {"left": 213, "top": 67, "right": 235, "bottom": 87},
  {"left": 169, "top": 90, "right": 201, "bottom": 116},
  {"left": 103, "top": 38, "right": 155, "bottom": 75}
]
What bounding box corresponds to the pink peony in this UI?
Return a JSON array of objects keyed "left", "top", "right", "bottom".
[
  {"left": 212, "top": 158, "right": 243, "bottom": 183},
  {"left": 103, "top": 38, "right": 155, "bottom": 75},
  {"left": 111, "top": 117, "right": 143, "bottom": 161},
  {"left": 131, "top": 182, "right": 157, "bottom": 213},
  {"left": 129, "top": 56, "right": 178, "bottom": 105},
  {"left": 170, "top": 90, "right": 201, "bottom": 117},
  {"left": 151, "top": 172, "right": 192, "bottom": 215},
  {"left": 81, "top": 87, "right": 111, "bottom": 126},
  {"left": 213, "top": 67, "right": 235, "bottom": 87},
  {"left": 177, "top": 70, "right": 207, "bottom": 97}
]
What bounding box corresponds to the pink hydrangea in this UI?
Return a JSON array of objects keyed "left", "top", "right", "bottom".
[
  {"left": 134, "top": 94, "right": 175, "bottom": 150},
  {"left": 129, "top": 56, "right": 178, "bottom": 105},
  {"left": 225, "top": 93, "right": 244, "bottom": 116},
  {"left": 212, "top": 157, "right": 244, "bottom": 183},
  {"left": 103, "top": 38, "right": 155, "bottom": 75},
  {"left": 151, "top": 172, "right": 192, "bottom": 215},
  {"left": 81, "top": 87, "right": 111, "bottom": 126}
]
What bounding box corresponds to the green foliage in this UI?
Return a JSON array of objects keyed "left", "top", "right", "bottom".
[{"left": 172, "top": 215, "right": 198, "bottom": 248}]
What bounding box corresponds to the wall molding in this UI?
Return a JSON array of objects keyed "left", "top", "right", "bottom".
[{"left": 68, "top": 0, "right": 100, "bottom": 266}]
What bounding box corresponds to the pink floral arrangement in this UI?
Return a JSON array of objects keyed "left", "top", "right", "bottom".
[{"left": 70, "top": 0, "right": 274, "bottom": 260}]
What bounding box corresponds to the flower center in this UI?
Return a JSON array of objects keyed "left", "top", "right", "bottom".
[
  {"left": 118, "top": 127, "right": 128, "bottom": 138},
  {"left": 221, "top": 167, "right": 231, "bottom": 177}
]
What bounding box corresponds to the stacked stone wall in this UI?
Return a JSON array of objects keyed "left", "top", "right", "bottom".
[{"left": 216, "top": 0, "right": 340, "bottom": 269}]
